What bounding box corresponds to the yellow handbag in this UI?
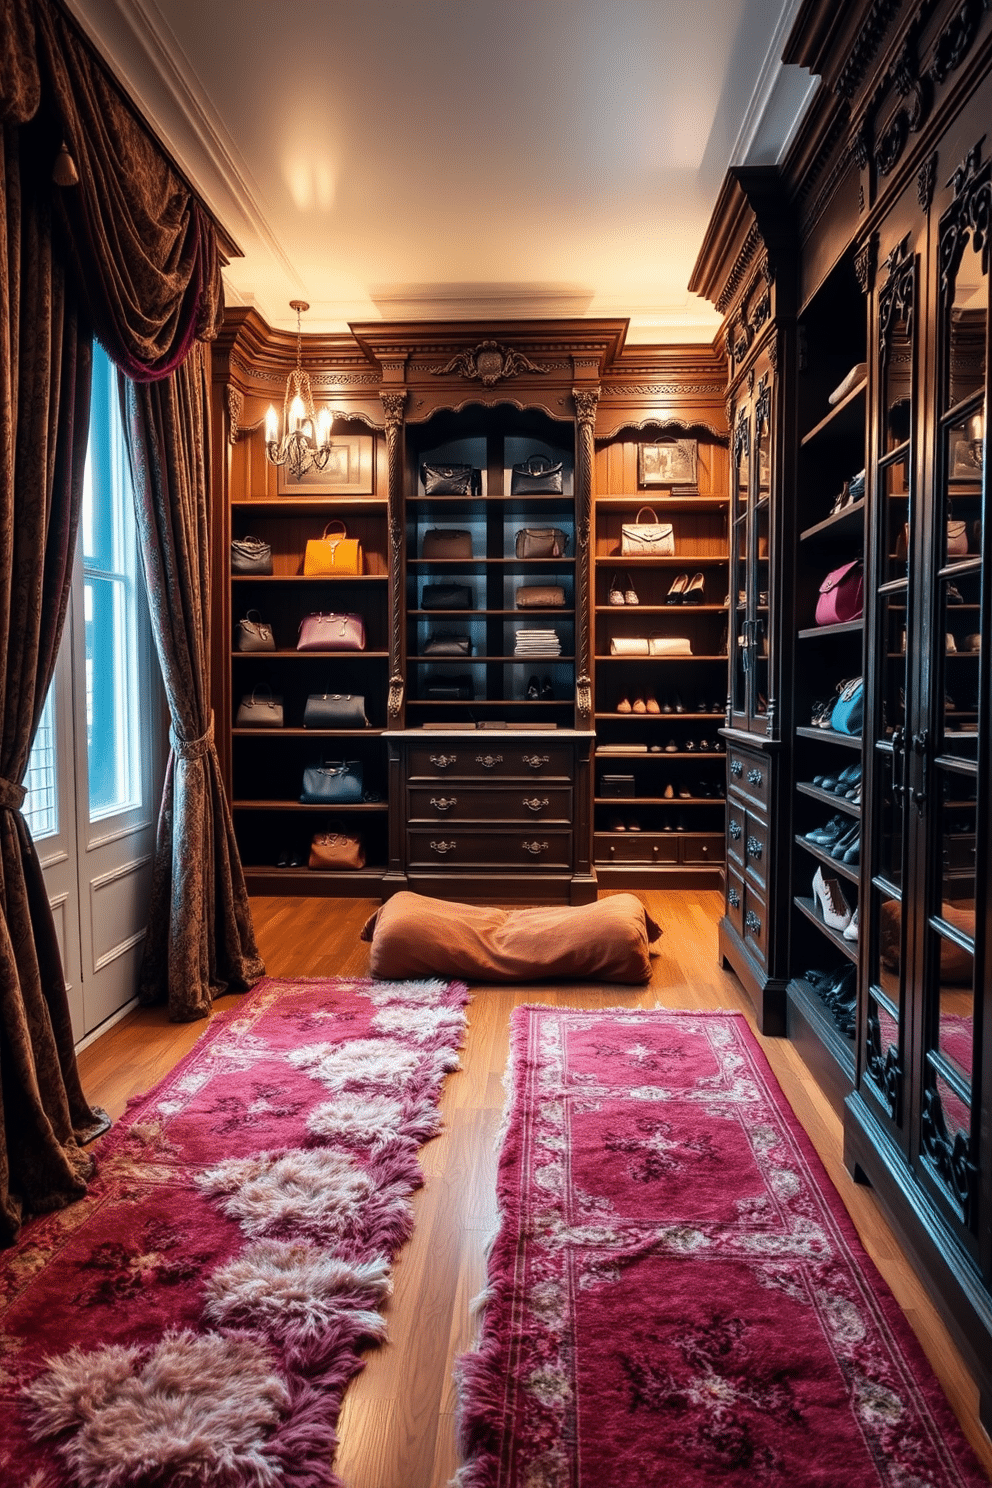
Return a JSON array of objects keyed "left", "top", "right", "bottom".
[{"left": 303, "top": 520, "right": 363, "bottom": 576}]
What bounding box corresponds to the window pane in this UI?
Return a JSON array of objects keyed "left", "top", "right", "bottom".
[
  {"left": 23, "top": 685, "right": 58, "bottom": 840},
  {"left": 83, "top": 343, "right": 143, "bottom": 820}
]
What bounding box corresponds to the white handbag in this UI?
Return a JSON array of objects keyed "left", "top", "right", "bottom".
[
  {"left": 621, "top": 507, "right": 675, "bottom": 557},
  {"left": 610, "top": 637, "right": 650, "bottom": 655},
  {"left": 649, "top": 635, "right": 692, "bottom": 655}
]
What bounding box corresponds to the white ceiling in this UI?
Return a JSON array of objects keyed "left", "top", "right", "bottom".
[{"left": 65, "top": 0, "right": 817, "bottom": 344}]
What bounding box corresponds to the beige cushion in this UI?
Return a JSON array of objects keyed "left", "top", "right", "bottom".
[{"left": 360, "top": 891, "right": 661, "bottom": 984}]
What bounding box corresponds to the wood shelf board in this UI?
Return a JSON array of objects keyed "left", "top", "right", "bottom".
[
  {"left": 408, "top": 558, "right": 576, "bottom": 566},
  {"left": 594, "top": 496, "right": 729, "bottom": 509},
  {"left": 595, "top": 603, "right": 729, "bottom": 613},
  {"left": 800, "top": 380, "right": 867, "bottom": 446},
  {"left": 794, "top": 833, "right": 861, "bottom": 885},
  {"left": 232, "top": 650, "right": 390, "bottom": 660},
  {"left": 797, "top": 619, "right": 864, "bottom": 639},
  {"left": 595, "top": 554, "right": 729, "bottom": 566},
  {"left": 799, "top": 496, "right": 866, "bottom": 543},
  {"left": 793, "top": 895, "right": 859, "bottom": 961},
  {"left": 795, "top": 727, "right": 863, "bottom": 749},
  {"left": 410, "top": 608, "right": 574, "bottom": 617},
  {"left": 232, "top": 498, "right": 387, "bottom": 511},
  {"left": 411, "top": 656, "right": 575, "bottom": 663},
  {"left": 594, "top": 712, "right": 725, "bottom": 721},
  {"left": 595, "top": 796, "right": 726, "bottom": 806},
  {"left": 786, "top": 977, "right": 857, "bottom": 1080},
  {"left": 795, "top": 782, "right": 861, "bottom": 814},
  {"left": 231, "top": 574, "right": 388, "bottom": 583},
  {"left": 597, "top": 654, "right": 729, "bottom": 662},
  {"left": 233, "top": 801, "right": 389, "bottom": 812},
  {"left": 233, "top": 727, "right": 386, "bottom": 737}
]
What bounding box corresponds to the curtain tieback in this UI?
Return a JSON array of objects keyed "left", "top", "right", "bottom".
[
  {"left": 0, "top": 776, "right": 27, "bottom": 811},
  {"left": 170, "top": 713, "right": 215, "bottom": 762}
]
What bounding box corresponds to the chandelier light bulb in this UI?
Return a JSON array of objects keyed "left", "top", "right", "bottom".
[{"left": 263, "top": 300, "right": 333, "bottom": 477}]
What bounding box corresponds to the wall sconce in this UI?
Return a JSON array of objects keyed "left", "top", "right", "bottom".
[{"left": 264, "top": 300, "right": 332, "bottom": 477}]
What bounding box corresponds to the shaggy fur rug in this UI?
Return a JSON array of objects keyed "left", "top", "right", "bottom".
[
  {"left": 454, "top": 1007, "right": 987, "bottom": 1488},
  {"left": 0, "top": 975, "right": 468, "bottom": 1488}
]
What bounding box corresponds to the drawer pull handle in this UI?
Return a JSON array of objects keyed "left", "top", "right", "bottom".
[
  {"left": 745, "top": 910, "right": 762, "bottom": 935},
  {"left": 429, "top": 840, "right": 456, "bottom": 855},
  {"left": 747, "top": 768, "right": 764, "bottom": 786},
  {"left": 430, "top": 797, "right": 457, "bottom": 812},
  {"left": 523, "top": 754, "right": 550, "bottom": 770},
  {"left": 522, "top": 840, "right": 549, "bottom": 856},
  {"left": 523, "top": 797, "right": 549, "bottom": 813},
  {"left": 731, "top": 759, "right": 743, "bottom": 777},
  {"left": 476, "top": 753, "right": 504, "bottom": 770},
  {"left": 746, "top": 835, "right": 763, "bottom": 859},
  {"left": 728, "top": 887, "right": 741, "bottom": 908},
  {"left": 729, "top": 820, "right": 743, "bottom": 840},
  {"left": 429, "top": 754, "right": 457, "bottom": 770}
]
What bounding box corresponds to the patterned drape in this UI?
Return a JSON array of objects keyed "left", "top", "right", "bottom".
[
  {"left": 122, "top": 348, "right": 264, "bottom": 1020},
  {"left": 0, "top": 98, "right": 107, "bottom": 1244}
]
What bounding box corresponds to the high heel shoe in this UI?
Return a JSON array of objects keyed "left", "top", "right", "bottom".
[
  {"left": 683, "top": 572, "right": 705, "bottom": 604},
  {"left": 526, "top": 676, "right": 540, "bottom": 699},
  {"left": 609, "top": 573, "right": 626, "bottom": 605},
  {"left": 623, "top": 571, "right": 639, "bottom": 605},
  {"left": 666, "top": 573, "right": 689, "bottom": 603},
  {"left": 812, "top": 866, "right": 853, "bottom": 931}
]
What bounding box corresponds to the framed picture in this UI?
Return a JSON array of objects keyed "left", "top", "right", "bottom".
[
  {"left": 638, "top": 439, "right": 698, "bottom": 488},
  {"left": 949, "top": 424, "right": 984, "bottom": 481},
  {"left": 277, "top": 434, "right": 374, "bottom": 495}
]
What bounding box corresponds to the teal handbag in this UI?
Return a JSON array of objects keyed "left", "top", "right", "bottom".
[{"left": 830, "top": 677, "right": 864, "bottom": 735}]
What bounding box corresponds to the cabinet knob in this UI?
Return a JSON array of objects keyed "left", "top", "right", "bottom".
[
  {"left": 747, "top": 768, "right": 764, "bottom": 786},
  {"left": 429, "top": 840, "right": 456, "bottom": 855},
  {"left": 729, "top": 820, "right": 743, "bottom": 840},
  {"left": 746, "top": 835, "right": 763, "bottom": 859},
  {"left": 476, "top": 753, "right": 504, "bottom": 770},
  {"left": 745, "top": 910, "right": 762, "bottom": 935},
  {"left": 523, "top": 754, "right": 551, "bottom": 770},
  {"left": 522, "top": 840, "right": 549, "bottom": 856},
  {"left": 730, "top": 759, "right": 743, "bottom": 777},
  {"left": 429, "top": 754, "right": 457, "bottom": 770},
  {"left": 728, "top": 887, "right": 741, "bottom": 908},
  {"left": 523, "top": 797, "right": 550, "bottom": 813},
  {"left": 430, "top": 797, "right": 457, "bottom": 812}
]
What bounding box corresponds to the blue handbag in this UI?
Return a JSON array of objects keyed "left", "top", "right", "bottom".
[
  {"left": 830, "top": 677, "right": 864, "bottom": 735},
  {"left": 300, "top": 760, "right": 363, "bottom": 804}
]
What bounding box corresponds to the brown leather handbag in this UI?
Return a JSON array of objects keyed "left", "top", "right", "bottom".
[
  {"left": 422, "top": 529, "right": 473, "bottom": 559},
  {"left": 516, "top": 585, "right": 566, "bottom": 608},
  {"left": 309, "top": 831, "right": 365, "bottom": 870},
  {"left": 515, "top": 528, "right": 569, "bottom": 558}
]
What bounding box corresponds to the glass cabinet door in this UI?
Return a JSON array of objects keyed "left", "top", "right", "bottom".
[
  {"left": 730, "top": 403, "right": 750, "bottom": 722},
  {"left": 865, "top": 231, "right": 917, "bottom": 1134},
  {"left": 753, "top": 371, "right": 772, "bottom": 729},
  {"left": 916, "top": 157, "right": 988, "bottom": 1238}
]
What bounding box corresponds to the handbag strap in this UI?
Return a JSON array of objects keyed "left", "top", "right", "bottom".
[
  {"left": 634, "top": 507, "right": 660, "bottom": 523},
  {"left": 244, "top": 609, "right": 264, "bottom": 625},
  {"left": 322, "top": 520, "right": 348, "bottom": 539},
  {"left": 248, "top": 683, "right": 274, "bottom": 704}
]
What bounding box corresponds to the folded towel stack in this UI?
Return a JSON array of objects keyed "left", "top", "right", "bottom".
[{"left": 514, "top": 628, "right": 561, "bottom": 657}]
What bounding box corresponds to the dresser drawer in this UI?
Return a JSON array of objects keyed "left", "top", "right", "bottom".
[
  {"left": 726, "top": 869, "right": 745, "bottom": 936},
  {"left": 742, "top": 814, "right": 769, "bottom": 892},
  {"left": 727, "top": 801, "right": 746, "bottom": 870},
  {"left": 742, "top": 880, "right": 769, "bottom": 966},
  {"left": 407, "top": 745, "right": 572, "bottom": 780},
  {"left": 682, "top": 833, "right": 724, "bottom": 865},
  {"left": 407, "top": 829, "right": 572, "bottom": 870},
  {"left": 727, "top": 745, "right": 771, "bottom": 812},
  {"left": 409, "top": 786, "right": 572, "bottom": 823},
  {"left": 594, "top": 832, "right": 679, "bottom": 865}
]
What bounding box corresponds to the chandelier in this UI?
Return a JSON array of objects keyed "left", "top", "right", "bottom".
[{"left": 264, "top": 301, "right": 332, "bottom": 478}]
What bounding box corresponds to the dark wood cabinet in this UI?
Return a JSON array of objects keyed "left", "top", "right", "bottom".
[{"left": 694, "top": 0, "right": 992, "bottom": 1428}]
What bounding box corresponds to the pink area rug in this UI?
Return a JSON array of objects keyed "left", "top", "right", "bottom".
[
  {"left": 0, "top": 975, "right": 468, "bottom": 1488},
  {"left": 455, "top": 1007, "right": 987, "bottom": 1487}
]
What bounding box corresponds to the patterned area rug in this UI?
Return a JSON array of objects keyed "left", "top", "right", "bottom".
[
  {"left": 455, "top": 1007, "right": 987, "bottom": 1488},
  {"left": 0, "top": 975, "right": 468, "bottom": 1488}
]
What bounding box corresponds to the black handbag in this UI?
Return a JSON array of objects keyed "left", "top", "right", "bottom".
[
  {"left": 510, "top": 455, "right": 564, "bottom": 494},
  {"left": 235, "top": 685, "right": 283, "bottom": 727},
  {"left": 426, "top": 675, "right": 473, "bottom": 699},
  {"left": 300, "top": 760, "right": 363, "bottom": 804},
  {"left": 422, "top": 463, "right": 475, "bottom": 495},
  {"left": 231, "top": 536, "right": 272, "bottom": 574},
  {"left": 423, "top": 633, "right": 472, "bottom": 656},
  {"left": 303, "top": 693, "right": 367, "bottom": 728},
  {"left": 236, "top": 610, "right": 276, "bottom": 652},
  {"left": 422, "top": 583, "right": 472, "bottom": 610}
]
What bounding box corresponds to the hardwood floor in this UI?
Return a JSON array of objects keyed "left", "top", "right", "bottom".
[{"left": 75, "top": 889, "right": 992, "bottom": 1486}]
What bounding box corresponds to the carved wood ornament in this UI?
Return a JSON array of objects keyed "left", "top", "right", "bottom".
[
  {"left": 428, "top": 341, "right": 550, "bottom": 385},
  {"left": 381, "top": 391, "right": 408, "bottom": 717},
  {"left": 878, "top": 234, "right": 915, "bottom": 364},
  {"left": 939, "top": 139, "right": 992, "bottom": 299}
]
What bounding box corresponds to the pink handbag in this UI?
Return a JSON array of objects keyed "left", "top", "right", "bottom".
[
  {"left": 815, "top": 560, "right": 864, "bottom": 626},
  {"left": 297, "top": 612, "right": 366, "bottom": 652}
]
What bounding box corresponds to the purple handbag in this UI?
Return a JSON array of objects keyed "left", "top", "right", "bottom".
[{"left": 297, "top": 612, "right": 366, "bottom": 652}]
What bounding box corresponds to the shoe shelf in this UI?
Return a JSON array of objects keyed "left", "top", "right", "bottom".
[
  {"left": 799, "top": 497, "right": 866, "bottom": 545},
  {"left": 794, "top": 726, "right": 863, "bottom": 748},
  {"left": 595, "top": 604, "right": 728, "bottom": 613},
  {"left": 785, "top": 974, "right": 857, "bottom": 1118},
  {"left": 595, "top": 554, "right": 729, "bottom": 567},
  {"left": 794, "top": 895, "right": 859, "bottom": 962},
  {"left": 797, "top": 619, "right": 864, "bottom": 641},
  {"left": 795, "top": 781, "right": 861, "bottom": 813},
  {"left": 794, "top": 834, "right": 860, "bottom": 885},
  {"left": 800, "top": 378, "right": 867, "bottom": 447}
]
